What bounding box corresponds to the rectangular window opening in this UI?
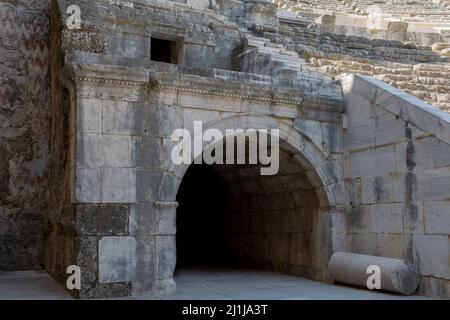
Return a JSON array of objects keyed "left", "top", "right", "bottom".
[{"left": 151, "top": 37, "right": 180, "bottom": 64}]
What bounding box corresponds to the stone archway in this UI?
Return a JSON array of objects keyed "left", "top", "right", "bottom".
[
  {"left": 164, "top": 114, "right": 341, "bottom": 207},
  {"left": 159, "top": 114, "right": 343, "bottom": 290},
  {"left": 55, "top": 62, "right": 345, "bottom": 299}
]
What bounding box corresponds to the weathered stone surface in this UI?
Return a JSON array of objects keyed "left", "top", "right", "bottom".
[
  {"left": 77, "top": 133, "right": 132, "bottom": 169},
  {"left": 75, "top": 168, "right": 101, "bottom": 203},
  {"left": 0, "top": 0, "right": 51, "bottom": 270},
  {"left": 369, "top": 203, "right": 403, "bottom": 234},
  {"left": 155, "top": 236, "right": 176, "bottom": 280},
  {"left": 413, "top": 235, "right": 450, "bottom": 279},
  {"left": 349, "top": 145, "right": 397, "bottom": 178},
  {"left": 345, "top": 118, "right": 375, "bottom": 151},
  {"left": 419, "top": 276, "right": 450, "bottom": 299},
  {"left": 131, "top": 136, "right": 162, "bottom": 169},
  {"left": 49, "top": 1, "right": 450, "bottom": 300},
  {"left": 1, "top": 0, "right": 449, "bottom": 301},
  {"left": 77, "top": 98, "right": 102, "bottom": 133},
  {"left": 99, "top": 237, "right": 137, "bottom": 283},
  {"left": 423, "top": 201, "right": 450, "bottom": 235},
  {"left": 342, "top": 73, "right": 450, "bottom": 298},
  {"left": 102, "top": 100, "right": 137, "bottom": 135},
  {"left": 329, "top": 252, "right": 420, "bottom": 295},
  {"left": 376, "top": 234, "right": 413, "bottom": 261},
  {"left": 107, "top": 32, "right": 151, "bottom": 59},
  {"left": 362, "top": 176, "right": 394, "bottom": 204},
  {"left": 101, "top": 168, "right": 136, "bottom": 203},
  {"left": 76, "top": 204, "right": 129, "bottom": 236},
  {"left": 375, "top": 112, "right": 406, "bottom": 146}
]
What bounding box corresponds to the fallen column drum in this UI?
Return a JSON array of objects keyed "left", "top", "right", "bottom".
[{"left": 328, "top": 252, "right": 420, "bottom": 295}]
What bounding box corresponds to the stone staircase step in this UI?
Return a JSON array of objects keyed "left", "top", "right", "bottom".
[
  {"left": 247, "top": 36, "right": 305, "bottom": 65},
  {"left": 391, "top": 81, "right": 450, "bottom": 93},
  {"left": 265, "top": 42, "right": 285, "bottom": 49}
]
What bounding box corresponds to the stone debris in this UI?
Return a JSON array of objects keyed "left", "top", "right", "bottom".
[{"left": 329, "top": 252, "right": 420, "bottom": 295}]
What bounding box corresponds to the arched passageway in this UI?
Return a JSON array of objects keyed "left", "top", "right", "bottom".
[{"left": 175, "top": 148, "right": 323, "bottom": 278}]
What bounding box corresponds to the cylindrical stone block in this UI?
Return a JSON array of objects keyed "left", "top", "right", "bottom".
[{"left": 328, "top": 252, "right": 420, "bottom": 295}]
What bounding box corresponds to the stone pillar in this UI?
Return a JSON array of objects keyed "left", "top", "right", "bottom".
[
  {"left": 135, "top": 201, "right": 178, "bottom": 296},
  {"left": 59, "top": 63, "right": 160, "bottom": 299}
]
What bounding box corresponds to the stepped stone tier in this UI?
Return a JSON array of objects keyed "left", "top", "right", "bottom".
[
  {"left": 272, "top": 0, "right": 450, "bottom": 112},
  {"left": 0, "top": 0, "right": 449, "bottom": 300}
]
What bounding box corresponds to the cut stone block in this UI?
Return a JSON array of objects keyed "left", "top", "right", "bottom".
[
  {"left": 99, "top": 237, "right": 137, "bottom": 283},
  {"left": 413, "top": 234, "right": 450, "bottom": 279}
]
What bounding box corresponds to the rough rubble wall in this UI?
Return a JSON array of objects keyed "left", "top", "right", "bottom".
[
  {"left": 0, "top": 0, "right": 51, "bottom": 270},
  {"left": 43, "top": 0, "right": 76, "bottom": 293}
]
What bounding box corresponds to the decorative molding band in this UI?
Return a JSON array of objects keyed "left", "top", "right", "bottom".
[
  {"left": 72, "top": 75, "right": 305, "bottom": 105},
  {"left": 74, "top": 76, "right": 148, "bottom": 87},
  {"left": 71, "top": 75, "right": 344, "bottom": 109},
  {"left": 154, "top": 84, "right": 304, "bottom": 106}
]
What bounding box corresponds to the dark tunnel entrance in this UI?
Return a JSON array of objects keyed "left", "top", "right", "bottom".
[
  {"left": 176, "top": 163, "right": 231, "bottom": 267},
  {"left": 175, "top": 149, "right": 323, "bottom": 279}
]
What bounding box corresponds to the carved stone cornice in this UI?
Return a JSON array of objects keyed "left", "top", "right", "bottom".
[
  {"left": 60, "top": 63, "right": 149, "bottom": 90},
  {"left": 154, "top": 84, "right": 304, "bottom": 106},
  {"left": 60, "top": 62, "right": 343, "bottom": 110}
]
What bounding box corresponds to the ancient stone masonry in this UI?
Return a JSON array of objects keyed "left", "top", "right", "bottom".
[
  {"left": 341, "top": 74, "right": 450, "bottom": 299},
  {"left": 1, "top": 0, "right": 449, "bottom": 300},
  {"left": 271, "top": 0, "right": 450, "bottom": 112},
  {"left": 276, "top": 0, "right": 450, "bottom": 18},
  {"left": 0, "top": 0, "right": 51, "bottom": 270}
]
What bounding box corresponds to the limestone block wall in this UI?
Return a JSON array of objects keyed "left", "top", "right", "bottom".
[
  {"left": 2, "top": 0, "right": 445, "bottom": 300},
  {"left": 0, "top": 0, "right": 51, "bottom": 270},
  {"left": 54, "top": 64, "right": 153, "bottom": 299},
  {"left": 176, "top": 151, "right": 328, "bottom": 280},
  {"left": 45, "top": 0, "right": 244, "bottom": 293},
  {"left": 45, "top": 0, "right": 343, "bottom": 298},
  {"left": 214, "top": 151, "right": 323, "bottom": 280},
  {"left": 56, "top": 0, "right": 242, "bottom": 71},
  {"left": 52, "top": 58, "right": 345, "bottom": 298},
  {"left": 341, "top": 74, "right": 450, "bottom": 298}
]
